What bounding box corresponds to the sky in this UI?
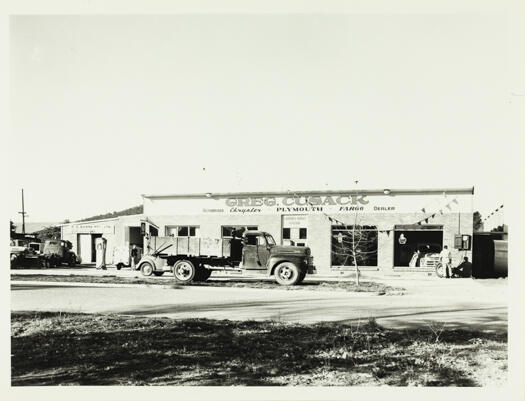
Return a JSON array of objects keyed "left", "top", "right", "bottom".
[{"left": 8, "top": 13, "right": 514, "bottom": 229}]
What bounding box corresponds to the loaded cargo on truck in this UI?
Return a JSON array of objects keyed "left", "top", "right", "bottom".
[{"left": 137, "top": 229, "right": 316, "bottom": 285}]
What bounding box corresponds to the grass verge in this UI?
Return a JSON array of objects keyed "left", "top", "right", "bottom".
[
  {"left": 11, "top": 312, "right": 506, "bottom": 386},
  {"left": 11, "top": 274, "right": 404, "bottom": 294}
]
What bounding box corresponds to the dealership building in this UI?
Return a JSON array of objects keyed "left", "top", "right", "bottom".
[
  {"left": 61, "top": 187, "right": 474, "bottom": 275},
  {"left": 140, "top": 187, "right": 474, "bottom": 276}
]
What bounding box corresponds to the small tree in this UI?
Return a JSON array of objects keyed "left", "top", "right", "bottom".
[
  {"left": 332, "top": 215, "right": 378, "bottom": 286},
  {"left": 473, "top": 211, "right": 483, "bottom": 232}
]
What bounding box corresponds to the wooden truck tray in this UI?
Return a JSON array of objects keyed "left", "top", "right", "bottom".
[{"left": 147, "top": 236, "right": 233, "bottom": 258}]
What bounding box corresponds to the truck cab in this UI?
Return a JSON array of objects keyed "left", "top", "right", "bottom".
[{"left": 240, "top": 231, "right": 315, "bottom": 285}]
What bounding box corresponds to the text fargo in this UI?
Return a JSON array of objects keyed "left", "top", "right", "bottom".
[{"left": 225, "top": 195, "right": 369, "bottom": 207}]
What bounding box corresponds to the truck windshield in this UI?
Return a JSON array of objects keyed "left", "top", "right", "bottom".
[{"left": 265, "top": 235, "right": 276, "bottom": 245}]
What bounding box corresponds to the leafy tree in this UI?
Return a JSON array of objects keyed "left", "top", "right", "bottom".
[
  {"left": 473, "top": 211, "right": 483, "bottom": 231},
  {"left": 34, "top": 225, "right": 61, "bottom": 242}
]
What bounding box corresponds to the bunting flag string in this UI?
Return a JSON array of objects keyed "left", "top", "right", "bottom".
[
  {"left": 481, "top": 204, "right": 504, "bottom": 222},
  {"left": 287, "top": 189, "right": 461, "bottom": 237}
]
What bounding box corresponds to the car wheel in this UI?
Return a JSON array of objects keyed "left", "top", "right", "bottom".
[
  {"left": 173, "top": 260, "right": 196, "bottom": 283},
  {"left": 435, "top": 263, "right": 445, "bottom": 278},
  {"left": 274, "top": 262, "right": 301, "bottom": 286},
  {"left": 116, "top": 263, "right": 123, "bottom": 270},
  {"left": 141, "top": 261, "right": 154, "bottom": 276}
]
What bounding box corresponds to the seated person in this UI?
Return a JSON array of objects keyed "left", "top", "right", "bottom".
[{"left": 452, "top": 256, "right": 472, "bottom": 278}]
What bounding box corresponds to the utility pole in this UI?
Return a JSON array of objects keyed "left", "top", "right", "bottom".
[{"left": 18, "top": 189, "right": 27, "bottom": 234}]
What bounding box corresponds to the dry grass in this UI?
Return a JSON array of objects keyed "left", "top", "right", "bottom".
[
  {"left": 11, "top": 312, "right": 506, "bottom": 386},
  {"left": 11, "top": 274, "right": 404, "bottom": 294}
]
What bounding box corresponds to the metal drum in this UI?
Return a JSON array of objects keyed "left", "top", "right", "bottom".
[{"left": 493, "top": 240, "right": 508, "bottom": 277}]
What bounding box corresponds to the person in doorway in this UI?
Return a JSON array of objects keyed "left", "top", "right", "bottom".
[
  {"left": 130, "top": 245, "right": 138, "bottom": 270},
  {"left": 409, "top": 249, "right": 421, "bottom": 267},
  {"left": 452, "top": 256, "right": 472, "bottom": 278},
  {"left": 439, "top": 245, "right": 452, "bottom": 278}
]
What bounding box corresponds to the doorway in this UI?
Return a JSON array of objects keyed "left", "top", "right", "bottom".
[
  {"left": 91, "top": 234, "right": 103, "bottom": 263},
  {"left": 393, "top": 225, "right": 443, "bottom": 267},
  {"left": 78, "top": 234, "right": 92, "bottom": 264}
]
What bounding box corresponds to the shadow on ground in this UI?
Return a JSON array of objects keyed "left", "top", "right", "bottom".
[{"left": 11, "top": 312, "right": 507, "bottom": 386}]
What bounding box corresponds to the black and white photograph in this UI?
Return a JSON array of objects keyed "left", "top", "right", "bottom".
[{"left": 3, "top": 0, "right": 524, "bottom": 400}]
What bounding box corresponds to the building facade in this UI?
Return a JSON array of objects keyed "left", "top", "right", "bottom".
[
  {"left": 60, "top": 214, "right": 155, "bottom": 265},
  {"left": 141, "top": 187, "right": 474, "bottom": 276}
]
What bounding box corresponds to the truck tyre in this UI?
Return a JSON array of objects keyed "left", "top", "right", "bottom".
[
  {"left": 141, "top": 261, "right": 154, "bottom": 276},
  {"left": 274, "top": 262, "right": 301, "bottom": 286},
  {"left": 116, "top": 263, "right": 123, "bottom": 270},
  {"left": 68, "top": 255, "right": 76, "bottom": 267},
  {"left": 194, "top": 265, "right": 212, "bottom": 282},
  {"left": 173, "top": 260, "right": 196, "bottom": 283},
  {"left": 153, "top": 271, "right": 164, "bottom": 277},
  {"left": 297, "top": 270, "right": 307, "bottom": 284}
]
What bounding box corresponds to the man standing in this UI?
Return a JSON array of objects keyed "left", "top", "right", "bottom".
[
  {"left": 130, "top": 245, "right": 138, "bottom": 270},
  {"left": 439, "top": 245, "right": 452, "bottom": 278}
]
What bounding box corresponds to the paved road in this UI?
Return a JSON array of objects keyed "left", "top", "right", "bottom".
[{"left": 11, "top": 278, "right": 507, "bottom": 332}]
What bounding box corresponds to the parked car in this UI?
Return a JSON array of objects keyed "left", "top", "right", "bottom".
[{"left": 42, "top": 239, "right": 79, "bottom": 267}]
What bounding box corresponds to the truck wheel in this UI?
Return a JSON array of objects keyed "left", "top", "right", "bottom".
[
  {"left": 274, "top": 262, "right": 301, "bottom": 286},
  {"left": 153, "top": 271, "right": 164, "bottom": 277},
  {"left": 141, "top": 262, "right": 154, "bottom": 276},
  {"left": 173, "top": 260, "right": 196, "bottom": 283},
  {"left": 194, "top": 265, "right": 212, "bottom": 282},
  {"left": 296, "top": 270, "right": 307, "bottom": 284},
  {"left": 68, "top": 256, "right": 76, "bottom": 267},
  {"left": 116, "top": 263, "right": 123, "bottom": 270}
]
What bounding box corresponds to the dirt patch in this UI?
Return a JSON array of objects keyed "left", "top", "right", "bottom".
[
  {"left": 11, "top": 312, "right": 506, "bottom": 386},
  {"left": 11, "top": 274, "right": 404, "bottom": 294}
]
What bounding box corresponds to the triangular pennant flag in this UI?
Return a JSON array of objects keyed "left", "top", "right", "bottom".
[
  {"left": 386, "top": 231, "right": 390, "bottom": 237},
  {"left": 439, "top": 209, "right": 443, "bottom": 215},
  {"left": 421, "top": 208, "right": 426, "bottom": 213},
  {"left": 500, "top": 204, "right": 504, "bottom": 208},
  {"left": 431, "top": 213, "right": 436, "bottom": 218},
  {"left": 424, "top": 218, "right": 429, "bottom": 223},
  {"left": 452, "top": 198, "right": 459, "bottom": 204},
  {"left": 417, "top": 221, "right": 422, "bottom": 225}
]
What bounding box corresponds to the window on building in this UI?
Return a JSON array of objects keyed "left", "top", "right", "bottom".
[
  {"left": 165, "top": 226, "right": 200, "bottom": 237},
  {"left": 331, "top": 225, "right": 378, "bottom": 267},
  {"left": 282, "top": 228, "right": 291, "bottom": 240},
  {"left": 221, "top": 225, "right": 258, "bottom": 238},
  {"left": 299, "top": 228, "right": 307, "bottom": 239}
]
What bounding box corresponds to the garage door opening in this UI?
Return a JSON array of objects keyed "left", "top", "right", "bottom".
[
  {"left": 77, "top": 233, "right": 102, "bottom": 264},
  {"left": 394, "top": 225, "right": 443, "bottom": 267}
]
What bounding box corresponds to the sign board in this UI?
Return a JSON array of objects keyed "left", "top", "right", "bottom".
[
  {"left": 282, "top": 215, "right": 308, "bottom": 228},
  {"left": 62, "top": 223, "right": 115, "bottom": 235},
  {"left": 144, "top": 192, "right": 473, "bottom": 216}
]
